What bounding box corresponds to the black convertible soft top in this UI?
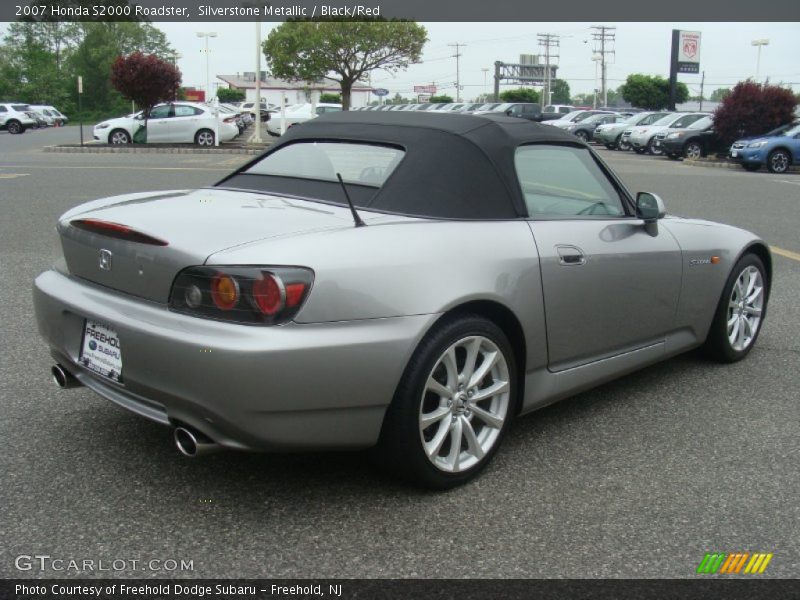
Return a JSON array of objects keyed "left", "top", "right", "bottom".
[{"left": 217, "top": 111, "right": 585, "bottom": 219}]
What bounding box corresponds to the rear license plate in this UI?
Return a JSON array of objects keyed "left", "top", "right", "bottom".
[
  {"left": 731, "top": 150, "right": 738, "bottom": 157},
  {"left": 80, "top": 320, "right": 123, "bottom": 382}
]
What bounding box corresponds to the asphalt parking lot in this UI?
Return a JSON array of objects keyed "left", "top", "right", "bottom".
[{"left": 1, "top": 127, "right": 798, "bottom": 579}]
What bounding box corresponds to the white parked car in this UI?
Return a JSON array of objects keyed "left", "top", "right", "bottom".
[
  {"left": 0, "top": 103, "right": 37, "bottom": 134},
  {"left": 30, "top": 105, "right": 69, "bottom": 125},
  {"left": 626, "top": 112, "right": 709, "bottom": 155},
  {"left": 266, "top": 103, "right": 342, "bottom": 136},
  {"left": 93, "top": 102, "right": 238, "bottom": 145}
]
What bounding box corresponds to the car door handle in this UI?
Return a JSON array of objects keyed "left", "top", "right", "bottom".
[{"left": 556, "top": 245, "right": 586, "bottom": 266}]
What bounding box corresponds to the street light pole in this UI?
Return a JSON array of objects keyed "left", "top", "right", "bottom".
[
  {"left": 253, "top": 21, "right": 262, "bottom": 143},
  {"left": 751, "top": 39, "right": 769, "bottom": 83},
  {"left": 196, "top": 32, "right": 218, "bottom": 101}
]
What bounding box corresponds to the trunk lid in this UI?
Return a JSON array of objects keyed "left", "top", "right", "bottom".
[{"left": 58, "top": 188, "right": 360, "bottom": 303}]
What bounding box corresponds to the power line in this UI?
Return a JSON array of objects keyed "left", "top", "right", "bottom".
[
  {"left": 447, "top": 43, "right": 467, "bottom": 101},
  {"left": 591, "top": 25, "right": 616, "bottom": 107}
]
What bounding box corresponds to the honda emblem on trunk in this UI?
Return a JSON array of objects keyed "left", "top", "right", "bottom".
[{"left": 98, "top": 249, "right": 113, "bottom": 271}]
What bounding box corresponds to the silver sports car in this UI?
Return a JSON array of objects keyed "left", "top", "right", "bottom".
[{"left": 34, "top": 111, "right": 771, "bottom": 488}]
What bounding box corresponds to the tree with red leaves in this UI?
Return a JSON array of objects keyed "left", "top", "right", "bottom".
[
  {"left": 111, "top": 52, "right": 182, "bottom": 142},
  {"left": 713, "top": 81, "right": 797, "bottom": 146}
]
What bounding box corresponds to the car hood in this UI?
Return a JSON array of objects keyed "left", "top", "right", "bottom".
[
  {"left": 56, "top": 188, "right": 397, "bottom": 303},
  {"left": 96, "top": 116, "right": 135, "bottom": 128}
]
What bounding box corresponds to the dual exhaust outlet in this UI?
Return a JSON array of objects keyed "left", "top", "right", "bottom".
[{"left": 51, "top": 363, "right": 221, "bottom": 458}]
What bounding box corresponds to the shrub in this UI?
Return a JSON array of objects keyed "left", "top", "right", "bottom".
[
  {"left": 713, "top": 81, "right": 797, "bottom": 146},
  {"left": 217, "top": 88, "right": 245, "bottom": 103},
  {"left": 499, "top": 88, "right": 540, "bottom": 103},
  {"left": 319, "top": 92, "right": 342, "bottom": 103}
]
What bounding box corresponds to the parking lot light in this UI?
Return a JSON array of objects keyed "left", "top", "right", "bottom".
[
  {"left": 197, "top": 32, "right": 218, "bottom": 102},
  {"left": 751, "top": 39, "right": 769, "bottom": 83}
]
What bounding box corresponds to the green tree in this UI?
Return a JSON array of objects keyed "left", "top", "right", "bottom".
[
  {"left": 319, "top": 92, "right": 342, "bottom": 103},
  {"left": 549, "top": 79, "right": 571, "bottom": 104},
  {"left": 429, "top": 94, "right": 453, "bottom": 103},
  {"left": 263, "top": 18, "right": 427, "bottom": 110},
  {"left": 387, "top": 92, "right": 412, "bottom": 105},
  {"left": 499, "top": 88, "right": 540, "bottom": 103},
  {"left": 618, "top": 74, "right": 688, "bottom": 109},
  {"left": 710, "top": 88, "right": 731, "bottom": 102},
  {"left": 218, "top": 88, "right": 245, "bottom": 103}
]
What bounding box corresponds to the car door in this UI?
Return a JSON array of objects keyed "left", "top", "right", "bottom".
[
  {"left": 516, "top": 144, "right": 683, "bottom": 370},
  {"left": 171, "top": 104, "right": 203, "bottom": 142},
  {"left": 146, "top": 105, "right": 173, "bottom": 142}
]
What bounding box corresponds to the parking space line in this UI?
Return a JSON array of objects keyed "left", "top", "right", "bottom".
[
  {"left": 771, "top": 246, "right": 800, "bottom": 262},
  {"left": 774, "top": 179, "right": 800, "bottom": 186}
]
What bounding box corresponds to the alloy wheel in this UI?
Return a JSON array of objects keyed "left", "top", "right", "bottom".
[
  {"left": 769, "top": 151, "right": 789, "bottom": 173},
  {"left": 418, "top": 336, "right": 510, "bottom": 473},
  {"left": 685, "top": 142, "right": 702, "bottom": 160},
  {"left": 110, "top": 131, "right": 129, "bottom": 144},
  {"left": 197, "top": 131, "right": 214, "bottom": 146},
  {"left": 727, "top": 266, "right": 764, "bottom": 352},
  {"left": 7, "top": 121, "right": 21, "bottom": 134}
]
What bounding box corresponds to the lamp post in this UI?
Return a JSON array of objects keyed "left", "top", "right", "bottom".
[
  {"left": 196, "top": 32, "right": 218, "bottom": 101},
  {"left": 751, "top": 39, "right": 769, "bottom": 83},
  {"left": 481, "top": 67, "right": 489, "bottom": 99}
]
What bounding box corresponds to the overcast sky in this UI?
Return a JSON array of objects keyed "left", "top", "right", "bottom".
[
  {"left": 2, "top": 21, "right": 798, "bottom": 99},
  {"left": 158, "top": 21, "right": 800, "bottom": 100}
]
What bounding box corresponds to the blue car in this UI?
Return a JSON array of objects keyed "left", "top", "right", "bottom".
[{"left": 731, "top": 122, "right": 800, "bottom": 173}]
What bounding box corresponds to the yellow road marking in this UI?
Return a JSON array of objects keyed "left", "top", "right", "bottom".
[{"left": 771, "top": 246, "right": 800, "bottom": 262}]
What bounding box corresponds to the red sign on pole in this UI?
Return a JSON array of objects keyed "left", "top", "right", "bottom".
[{"left": 413, "top": 85, "right": 437, "bottom": 94}]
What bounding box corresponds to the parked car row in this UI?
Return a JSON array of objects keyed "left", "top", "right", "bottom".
[
  {"left": 591, "top": 109, "right": 799, "bottom": 174},
  {"left": 0, "top": 102, "right": 68, "bottom": 134}
]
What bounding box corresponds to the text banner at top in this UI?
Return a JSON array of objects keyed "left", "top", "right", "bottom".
[{"left": 6, "top": 0, "right": 800, "bottom": 22}]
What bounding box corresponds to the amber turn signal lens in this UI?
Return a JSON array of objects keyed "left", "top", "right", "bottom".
[
  {"left": 711, "top": 256, "right": 721, "bottom": 264},
  {"left": 210, "top": 274, "right": 239, "bottom": 310}
]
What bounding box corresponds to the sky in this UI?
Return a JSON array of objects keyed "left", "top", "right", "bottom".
[
  {"left": 159, "top": 22, "right": 800, "bottom": 100},
  {"left": 1, "top": 21, "right": 798, "bottom": 100}
]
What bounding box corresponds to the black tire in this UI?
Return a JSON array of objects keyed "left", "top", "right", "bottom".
[
  {"left": 617, "top": 135, "right": 631, "bottom": 151},
  {"left": 575, "top": 130, "right": 589, "bottom": 142},
  {"left": 6, "top": 120, "right": 24, "bottom": 134},
  {"left": 108, "top": 129, "right": 131, "bottom": 144},
  {"left": 647, "top": 138, "right": 663, "bottom": 155},
  {"left": 767, "top": 149, "right": 791, "bottom": 174},
  {"left": 742, "top": 163, "right": 761, "bottom": 172},
  {"left": 374, "top": 314, "right": 518, "bottom": 489},
  {"left": 195, "top": 129, "right": 215, "bottom": 146},
  {"left": 703, "top": 253, "right": 768, "bottom": 363}
]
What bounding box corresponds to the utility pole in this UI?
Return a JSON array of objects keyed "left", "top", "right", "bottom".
[
  {"left": 448, "top": 43, "right": 466, "bottom": 102},
  {"left": 537, "top": 33, "right": 559, "bottom": 106},
  {"left": 699, "top": 71, "right": 705, "bottom": 112},
  {"left": 591, "top": 25, "right": 616, "bottom": 107}
]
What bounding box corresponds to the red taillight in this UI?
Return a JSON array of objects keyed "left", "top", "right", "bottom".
[
  {"left": 210, "top": 273, "right": 239, "bottom": 311},
  {"left": 71, "top": 218, "right": 168, "bottom": 246},
  {"left": 285, "top": 283, "right": 306, "bottom": 307},
  {"left": 252, "top": 273, "right": 283, "bottom": 315}
]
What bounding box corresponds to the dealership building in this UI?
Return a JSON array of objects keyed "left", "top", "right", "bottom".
[{"left": 216, "top": 73, "right": 374, "bottom": 107}]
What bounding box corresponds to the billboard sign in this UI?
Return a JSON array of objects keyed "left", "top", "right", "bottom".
[
  {"left": 414, "top": 84, "right": 437, "bottom": 94},
  {"left": 677, "top": 30, "right": 701, "bottom": 73},
  {"left": 373, "top": 88, "right": 389, "bottom": 97}
]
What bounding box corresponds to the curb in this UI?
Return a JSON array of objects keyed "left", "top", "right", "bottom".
[
  {"left": 43, "top": 144, "right": 269, "bottom": 155},
  {"left": 682, "top": 158, "right": 799, "bottom": 174}
]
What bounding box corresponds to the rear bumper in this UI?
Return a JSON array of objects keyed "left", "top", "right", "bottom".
[{"left": 34, "top": 269, "right": 438, "bottom": 452}]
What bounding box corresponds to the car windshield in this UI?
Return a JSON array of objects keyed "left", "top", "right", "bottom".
[
  {"left": 781, "top": 124, "right": 800, "bottom": 137},
  {"left": 243, "top": 142, "right": 405, "bottom": 188},
  {"left": 687, "top": 116, "right": 713, "bottom": 129},
  {"left": 651, "top": 114, "right": 677, "bottom": 126}
]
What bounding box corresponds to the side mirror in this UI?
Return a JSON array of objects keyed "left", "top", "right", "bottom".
[
  {"left": 636, "top": 192, "right": 666, "bottom": 222},
  {"left": 506, "top": 109, "right": 513, "bottom": 116}
]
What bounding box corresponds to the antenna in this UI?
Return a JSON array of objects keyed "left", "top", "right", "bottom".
[{"left": 336, "top": 173, "right": 367, "bottom": 228}]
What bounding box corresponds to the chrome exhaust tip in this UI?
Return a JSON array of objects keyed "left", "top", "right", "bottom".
[
  {"left": 174, "top": 427, "right": 220, "bottom": 458},
  {"left": 52, "top": 364, "right": 80, "bottom": 389}
]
